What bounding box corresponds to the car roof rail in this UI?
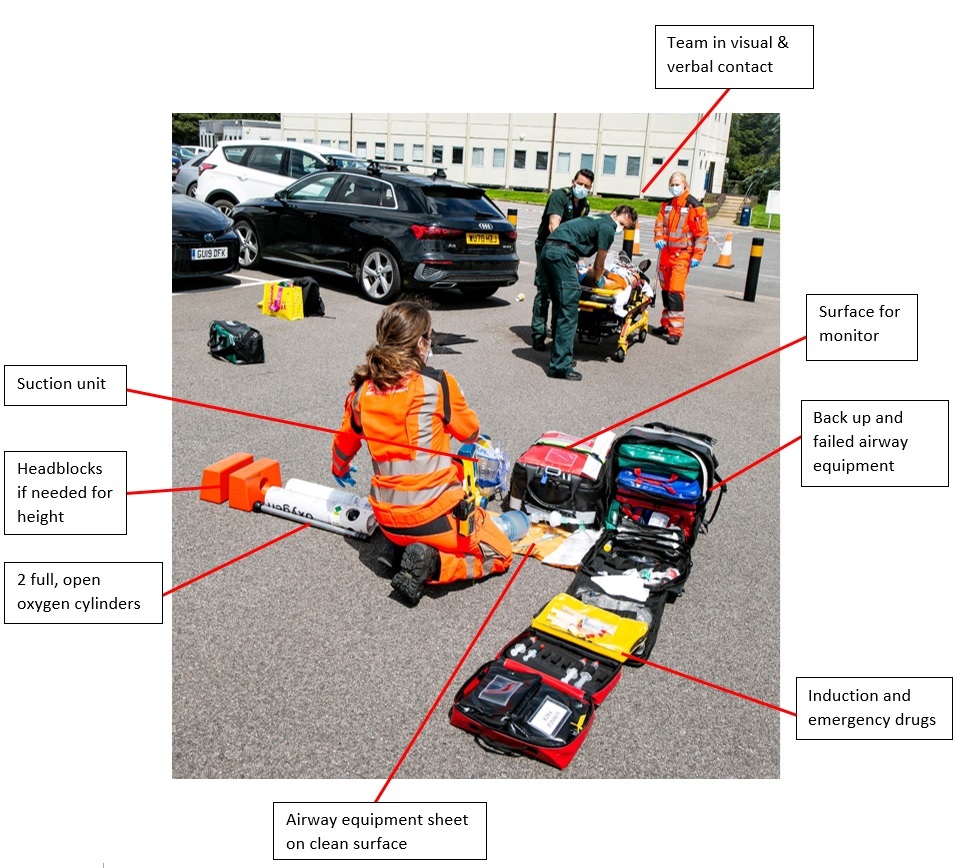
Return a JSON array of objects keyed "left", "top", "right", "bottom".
[
  {"left": 360, "top": 160, "right": 449, "bottom": 181},
  {"left": 379, "top": 162, "right": 448, "bottom": 181},
  {"left": 365, "top": 159, "right": 413, "bottom": 175}
]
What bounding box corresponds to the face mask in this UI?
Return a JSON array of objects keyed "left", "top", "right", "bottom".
[
  {"left": 614, "top": 222, "right": 624, "bottom": 235},
  {"left": 670, "top": 185, "right": 684, "bottom": 197},
  {"left": 572, "top": 184, "right": 588, "bottom": 199}
]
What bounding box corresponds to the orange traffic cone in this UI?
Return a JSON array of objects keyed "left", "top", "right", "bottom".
[{"left": 713, "top": 232, "right": 734, "bottom": 268}]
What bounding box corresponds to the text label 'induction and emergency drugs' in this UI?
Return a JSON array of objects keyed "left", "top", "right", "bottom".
[{"left": 796, "top": 677, "right": 953, "bottom": 740}]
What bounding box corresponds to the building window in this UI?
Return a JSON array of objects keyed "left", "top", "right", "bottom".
[
  {"left": 375, "top": 142, "right": 386, "bottom": 159},
  {"left": 678, "top": 159, "right": 689, "bottom": 167},
  {"left": 472, "top": 147, "right": 484, "bottom": 168},
  {"left": 432, "top": 145, "right": 443, "bottom": 164},
  {"left": 493, "top": 148, "right": 505, "bottom": 168},
  {"left": 536, "top": 151, "right": 548, "bottom": 170},
  {"left": 580, "top": 153, "right": 594, "bottom": 172},
  {"left": 514, "top": 150, "right": 526, "bottom": 169},
  {"left": 393, "top": 143, "right": 405, "bottom": 161},
  {"left": 413, "top": 144, "right": 424, "bottom": 162},
  {"left": 304, "top": 138, "right": 313, "bottom": 144},
  {"left": 602, "top": 154, "right": 617, "bottom": 175},
  {"left": 626, "top": 156, "right": 641, "bottom": 176},
  {"left": 356, "top": 141, "right": 367, "bottom": 158},
  {"left": 652, "top": 157, "right": 664, "bottom": 166},
  {"left": 452, "top": 146, "right": 464, "bottom": 165},
  {"left": 556, "top": 152, "right": 571, "bottom": 175},
  {"left": 320, "top": 139, "right": 331, "bottom": 147},
  {"left": 287, "top": 137, "right": 296, "bottom": 142},
  {"left": 339, "top": 140, "right": 349, "bottom": 151}
]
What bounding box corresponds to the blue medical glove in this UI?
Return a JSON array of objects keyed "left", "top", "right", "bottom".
[
  {"left": 334, "top": 467, "right": 356, "bottom": 488},
  {"left": 595, "top": 276, "right": 605, "bottom": 288},
  {"left": 690, "top": 259, "right": 700, "bottom": 268},
  {"left": 655, "top": 240, "right": 666, "bottom": 250}
]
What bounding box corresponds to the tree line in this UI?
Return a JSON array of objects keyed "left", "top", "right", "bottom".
[{"left": 726, "top": 113, "right": 780, "bottom": 203}]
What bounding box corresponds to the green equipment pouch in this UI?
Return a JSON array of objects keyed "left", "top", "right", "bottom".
[{"left": 616, "top": 442, "right": 701, "bottom": 480}]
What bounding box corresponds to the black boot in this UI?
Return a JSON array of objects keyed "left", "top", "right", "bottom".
[{"left": 391, "top": 543, "right": 441, "bottom": 605}]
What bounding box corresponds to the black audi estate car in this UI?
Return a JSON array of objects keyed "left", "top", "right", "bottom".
[{"left": 230, "top": 164, "right": 519, "bottom": 303}]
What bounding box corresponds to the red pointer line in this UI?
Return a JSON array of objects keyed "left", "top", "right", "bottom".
[
  {"left": 710, "top": 435, "right": 801, "bottom": 492},
  {"left": 569, "top": 336, "right": 806, "bottom": 448},
  {"left": 127, "top": 388, "right": 461, "bottom": 463},
  {"left": 162, "top": 523, "right": 309, "bottom": 597},
  {"left": 128, "top": 485, "right": 220, "bottom": 495},
  {"left": 643, "top": 89, "right": 731, "bottom": 193},
  {"left": 374, "top": 545, "right": 537, "bottom": 803},
  {"left": 624, "top": 654, "right": 796, "bottom": 716}
]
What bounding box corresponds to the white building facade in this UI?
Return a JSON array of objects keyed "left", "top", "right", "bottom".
[{"left": 281, "top": 112, "right": 730, "bottom": 199}]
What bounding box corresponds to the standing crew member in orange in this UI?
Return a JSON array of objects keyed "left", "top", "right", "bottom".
[
  {"left": 652, "top": 171, "right": 709, "bottom": 345},
  {"left": 332, "top": 301, "right": 513, "bottom": 605}
]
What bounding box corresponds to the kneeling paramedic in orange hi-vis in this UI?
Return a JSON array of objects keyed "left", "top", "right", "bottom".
[
  {"left": 331, "top": 301, "right": 513, "bottom": 600},
  {"left": 653, "top": 171, "right": 709, "bottom": 345}
]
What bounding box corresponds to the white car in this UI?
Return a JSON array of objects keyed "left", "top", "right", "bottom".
[{"left": 195, "top": 142, "right": 365, "bottom": 215}]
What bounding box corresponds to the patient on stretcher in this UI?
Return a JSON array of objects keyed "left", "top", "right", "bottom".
[{"left": 577, "top": 256, "right": 654, "bottom": 318}]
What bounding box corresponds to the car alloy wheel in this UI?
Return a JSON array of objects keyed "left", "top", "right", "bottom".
[
  {"left": 211, "top": 197, "right": 236, "bottom": 217},
  {"left": 359, "top": 248, "right": 400, "bottom": 303},
  {"left": 186, "top": 182, "right": 197, "bottom": 198},
  {"left": 235, "top": 221, "right": 261, "bottom": 269}
]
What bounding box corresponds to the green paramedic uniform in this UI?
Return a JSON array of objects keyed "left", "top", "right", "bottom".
[
  {"left": 531, "top": 188, "right": 591, "bottom": 344},
  {"left": 541, "top": 213, "right": 617, "bottom": 377}
]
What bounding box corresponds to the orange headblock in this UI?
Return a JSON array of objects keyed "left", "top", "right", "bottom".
[
  {"left": 199, "top": 453, "right": 255, "bottom": 504},
  {"left": 228, "top": 458, "right": 282, "bottom": 511}
]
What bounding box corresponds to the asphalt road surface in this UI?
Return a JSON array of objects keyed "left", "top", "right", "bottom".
[{"left": 171, "top": 206, "right": 782, "bottom": 780}]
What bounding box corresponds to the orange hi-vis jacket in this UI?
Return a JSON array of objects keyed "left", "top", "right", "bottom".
[
  {"left": 654, "top": 190, "right": 709, "bottom": 262},
  {"left": 332, "top": 367, "right": 480, "bottom": 530}
]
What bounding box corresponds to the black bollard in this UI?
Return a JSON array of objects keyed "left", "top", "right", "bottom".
[
  {"left": 507, "top": 208, "right": 518, "bottom": 229},
  {"left": 743, "top": 237, "right": 764, "bottom": 302},
  {"left": 622, "top": 225, "right": 636, "bottom": 260}
]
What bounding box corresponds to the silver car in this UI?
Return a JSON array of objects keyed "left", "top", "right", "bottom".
[{"left": 171, "top": 151, "right": 210, "bottom": 198}]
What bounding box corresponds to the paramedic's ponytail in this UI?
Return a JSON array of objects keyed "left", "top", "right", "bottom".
[{"left": 351, "top": 301, "right": 433, "bottom": 389}]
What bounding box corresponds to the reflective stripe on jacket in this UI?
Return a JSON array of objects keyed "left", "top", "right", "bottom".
[
  {"left": 332, "top": 367, "right": 480, "bottom": 528},
  {"left": 654, "top": 192, "right": 709, "bottom": 261}
]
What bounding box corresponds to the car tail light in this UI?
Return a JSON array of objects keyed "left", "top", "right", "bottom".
[
  {"left": 198, "top": 162, "right": 217, "bottom": 176},
  {"left": 409, "top": 225, "right": 465, "bottom": 240},
  {"left": 503, "top": 229, "right": 517, "bottom": 241}
]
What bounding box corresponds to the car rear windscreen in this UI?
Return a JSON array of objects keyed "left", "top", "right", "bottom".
[{"left": 424, "top": 189, "right": 503, "bottom": 219}]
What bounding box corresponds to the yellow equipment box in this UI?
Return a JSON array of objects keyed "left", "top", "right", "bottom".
[{"left": 531, "top": 593, "right": 650, "bottom": 664}]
